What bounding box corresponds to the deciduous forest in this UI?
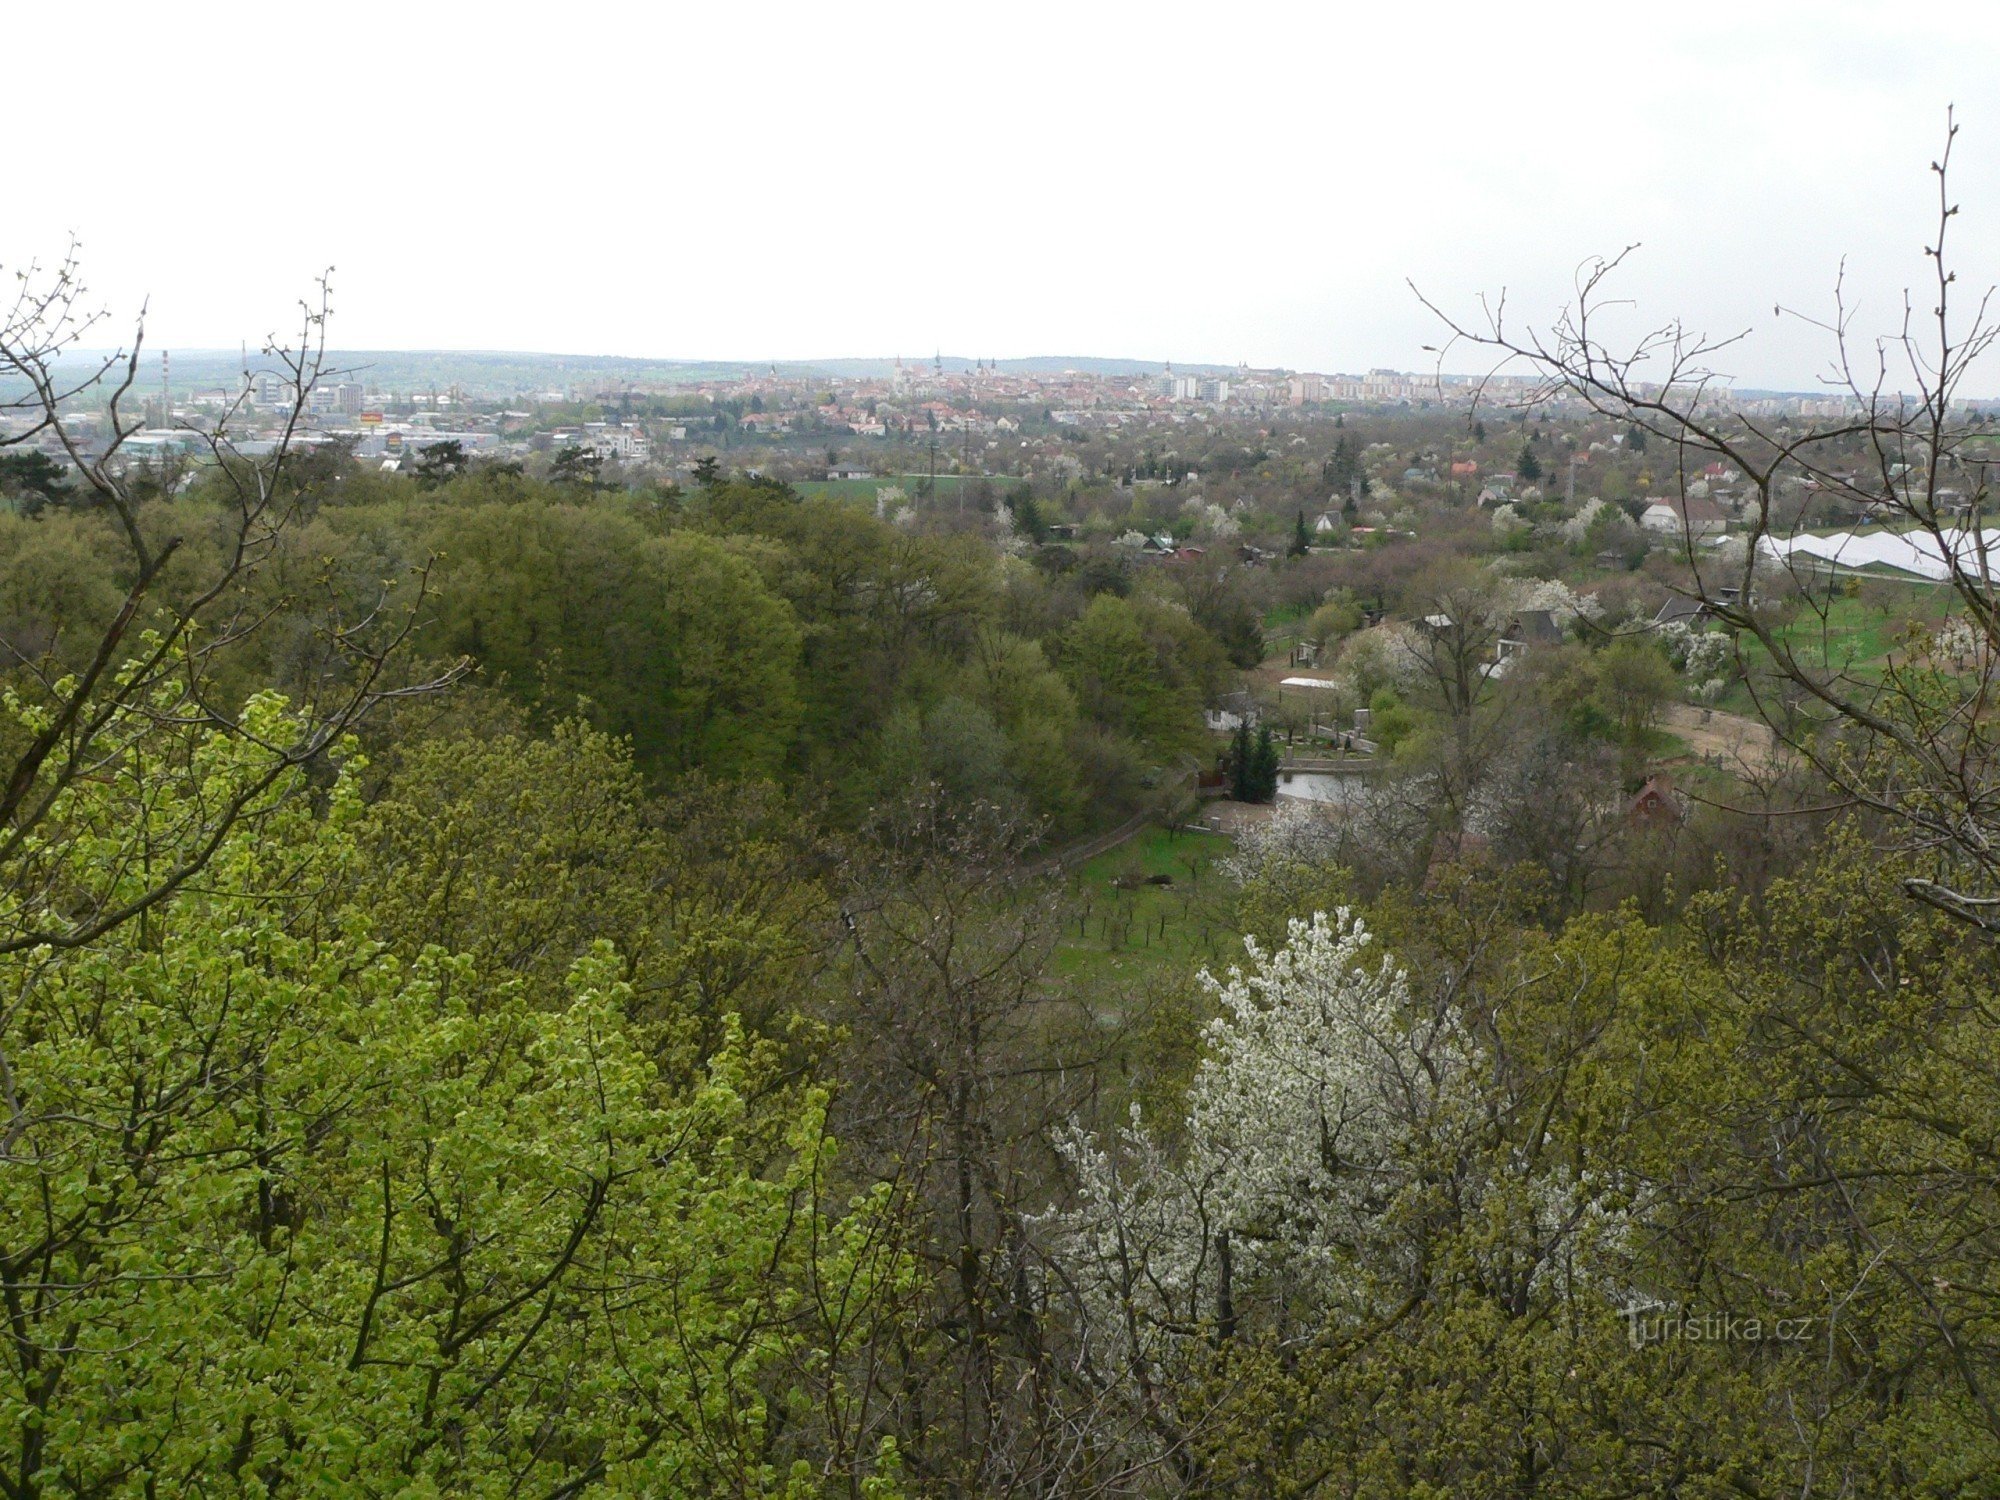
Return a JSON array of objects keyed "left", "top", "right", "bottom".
[{"left": 5, "top": 195, "right": 2000, "bottom": 1497}]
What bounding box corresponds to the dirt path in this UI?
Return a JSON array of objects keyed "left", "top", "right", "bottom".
[{"left": 1661, "top": 703, "right": 1785, "bottom": 772}]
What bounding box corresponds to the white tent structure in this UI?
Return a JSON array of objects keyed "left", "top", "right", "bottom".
[{"left": 1758, "top": 527, "right": 2000, "bottom": 582}]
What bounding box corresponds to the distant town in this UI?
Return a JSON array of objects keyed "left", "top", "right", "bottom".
[{"left": 0, "top": 349, "right": 1878, "bottom": 485}]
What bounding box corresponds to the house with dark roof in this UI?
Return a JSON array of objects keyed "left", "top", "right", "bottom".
[
  {"left": 1497, "top": 609, "right": 1564, "bottom": 659},
  {"left": 1653, "top": 583, "right": 1747, "bottom": 630},
  {"left": 1653, "top": 593, "right": 1708, "bottom": 629}
]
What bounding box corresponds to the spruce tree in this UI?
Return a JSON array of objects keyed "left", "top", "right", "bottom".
[
  {"left": 1013, "top": 488, "right": 1045, "bottom": 540},
  {"left": 1251, "top": 726, "right": 1282, "bottom": 802}
]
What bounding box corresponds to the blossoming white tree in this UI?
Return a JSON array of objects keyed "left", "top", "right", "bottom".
[
  {"left": 1044, "top": 911, "right": 1478, "bottom": 1388},
  {"left": 1218, "top": 800, "right": 1347, "bottom": 886}
]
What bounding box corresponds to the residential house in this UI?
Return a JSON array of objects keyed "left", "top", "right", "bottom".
[
  {"left": 1628, "top": 774, "right": 1683, "bottom": 827},
  {"left": 1496, "top": 609, "right": 1563, "bottom": 659},
  {"left": 1652, "top": 593, "right": 1708, "bottom": 629},
  {"left": 1652, "top": 583, "right": 1746, "bottom": 631},
  {"left": 1640, "top": 495, "right": 1727, "bottom": 539},
  {"left": 1204, "top": 692, "right": 1259, "bottom": 733}
]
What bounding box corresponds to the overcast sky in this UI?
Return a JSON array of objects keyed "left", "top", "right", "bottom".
[{"left": 15, "top": 2, "right": 2000, "bottom": 390}]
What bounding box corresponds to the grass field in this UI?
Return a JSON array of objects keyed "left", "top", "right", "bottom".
[
  {"left": 1053, "top": 825, "right": 1240, "bottom": 989},
  {"left": 1715, "top": 587, "right": 1953, "bottom": 714}
]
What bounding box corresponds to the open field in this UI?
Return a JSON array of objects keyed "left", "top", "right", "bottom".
[
  {"left": 1717, "top": 587, "right": 1955, "bottom": 714},
  {"left": 1053, "top": 824, "right": 1239, "bottom": 988},
  {"left": 1660, "top": 703, "right": 1780, "bottom": 770}
]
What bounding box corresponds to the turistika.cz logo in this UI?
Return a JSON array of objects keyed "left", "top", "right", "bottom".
[{"left": 1621, "top": 1301, "right": 1815, "bottom": 1350}]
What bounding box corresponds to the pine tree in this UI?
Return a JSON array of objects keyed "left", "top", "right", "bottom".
[
  {"left": 1291, "top": 509, "right": 1311, "bottom": 556},
  {"left": 1517, "top": 443, "right": 1542, "bottom": 483},
  {"left": 1323, "top": 435, "right": 1366, "bottom": 504},
  {"left": 1250, "top": 726, "right": 1282, "bottom": 802},
  {"left": 1013, "top": 488, "right": 1045, "bottom": 540},
  {"left": 1231, "top": 720, "right": 1254, "bottom": 801}
]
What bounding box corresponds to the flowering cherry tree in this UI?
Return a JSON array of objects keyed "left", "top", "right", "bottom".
[{"left": 1044, "top": 910, "right": 1479, "bottom": 1385}]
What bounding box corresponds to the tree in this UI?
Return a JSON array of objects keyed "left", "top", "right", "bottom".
[
  {"left": 1292, "top": 507, "right": 1311, "bottom": 556},
  {"left": 1058, "top": 592, "right": 1215, "bottom": 756},
  {"left": 0, "top": 698, "right": 897, "bottom": 1495},
  {"left": 649, "top": 531, "right": 805, "bottom": 777},
  {"left": 1593, "top": 636, "right": 1678, "bottom": 752},
  {"left": 0, "top": 244, "right": 460, "bottom": 959},
  {"left": 413, "top": 436, "right": 467, "bottom": 488},
  {"left": 1010, "top": 486, "right": 1045, "bottom": 541},
  {"left": 1398, "top": 563, "right": 1507, "bottom": 735},
  {"left": 360, "top": 720, "right": 835, "bottom": 1059},
  {"left": 834, "top": 794, "right": 1095, "bottom": 1492},
  {"left": 1250, "top": 724, "right": 1282, "bottom": 801},
  {"left": 0, "top": 508, "right": 126, "bottom": 667},
  {"left": 549, "top": 442, "right": 602, "bottom": 487},
  {"left": 0, "top": 449, "right": 71, "bottom": 514},
  {"left": 422, "top": 499, "right": 666, "bottom": 750},
  {"left": 1323, "top": 433, "right": 1365, "bottom": 502},
  {"left": 1307, "top": 589, "right": 1364, "bottom": 649},
  {"left": 1422, "top": 117, "right": 2000, "bottom": 933},
  {"left": 1041, "top": 911, "right": 1492, "bottom": 1478},
  {"left": 961, "top": 629, "right": 1085, "bottom": 831},
  {"left": 1516, "top": 441, "right": 1542, "bottom": 482}
]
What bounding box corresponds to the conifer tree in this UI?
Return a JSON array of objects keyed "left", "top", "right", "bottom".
[{"left": 1251, "top": 724, "right": 1282, "bottom": 802}]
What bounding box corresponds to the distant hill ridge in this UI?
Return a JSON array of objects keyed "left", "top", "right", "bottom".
[
  {"left": 16, "top": 350, "right": 1234, "bottom": 401},
  {"left": 13, "top": 349, "right": 1845, "bottom": 403}
]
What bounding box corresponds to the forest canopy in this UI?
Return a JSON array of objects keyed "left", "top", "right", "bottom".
[{"left": 5, "top": 215, "right": 2000, "bottom": 1496}]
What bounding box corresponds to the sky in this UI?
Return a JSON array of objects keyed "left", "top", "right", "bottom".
[{"left": 14, "top": 0, "right": 2000, "bottom": 391}]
